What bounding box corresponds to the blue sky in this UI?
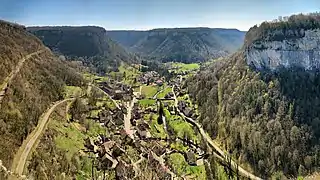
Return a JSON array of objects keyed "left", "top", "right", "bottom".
[{"left": 0, "top": 0, "right": 319, "bottom": 31}]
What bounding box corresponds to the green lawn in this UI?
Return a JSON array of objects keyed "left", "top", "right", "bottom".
[
  {"left": 145, "top": 114, "right": 167, "bottom": 139},
  {"left": 170, "top": 142, "right": 189, "bottom": 152},
  {"left": 167, "top": 115, "right": 198, "bottom": 142},
  {"left": 51, "top": 120, "right": 85, "bottom": 161},
  {"left": 168, "top": 153, "right": 206, "bottom": 179},
  {"left": 51, "top": 117, "right": 106, "bottom": 161},
  {"left": 118, "top": 63, "right": 141, "bottom": 86},
  {"left": 157, "top": 87, "right": 172, "bottom": 99},
  {"left": 170, "top": 62, "right": 200, "bottom": 73},
  {"left": 141, "top": 85, "right": 158, "bottom": 98},
  {"left": 138, "top": 99, "right": 156, "bottom": 107}
]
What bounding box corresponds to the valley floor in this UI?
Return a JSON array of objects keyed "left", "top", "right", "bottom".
[{"left": 7, "top": 62, "right": 266, "bottom": 180}]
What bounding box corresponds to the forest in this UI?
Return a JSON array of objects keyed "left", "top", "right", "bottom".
[
  {"left": 245, "top": 13, "right": 320, "bottom": 46},
  {"left": 187, "top": 52, "right": 320, "bottom": 178},
  {"left": 27, "top": 26, "right": 135, "bottom": 74}
]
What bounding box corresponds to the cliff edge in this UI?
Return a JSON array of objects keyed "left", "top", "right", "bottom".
[{"left": 245, "top": 13, "right": 320, "bottom": 70}]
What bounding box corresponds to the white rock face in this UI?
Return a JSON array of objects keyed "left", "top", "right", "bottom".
[{"left": 246, "top": 29, "right": 320, "bottom": 70}]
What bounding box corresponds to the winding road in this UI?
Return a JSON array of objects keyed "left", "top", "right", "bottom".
[
  {"left": 9, "top": 98, "right": 74, "bottom": 180},
  {"left": 172, "top": 86, "right": 263, "bottom": 180},
  {"left": 0, "top": 50, "right": 45, "bottom": 107}
]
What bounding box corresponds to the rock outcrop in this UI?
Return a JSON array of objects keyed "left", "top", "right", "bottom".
[
  {"left": 246, "top": 29, "right": 320, "bottom": 70},
  {"left": 245, "top": 13, "right": 320, "bottom": 71}
]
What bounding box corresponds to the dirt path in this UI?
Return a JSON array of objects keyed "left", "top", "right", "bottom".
[
  {"left": 172, "top": 86, "right": 263, "bottom": 180},
  {"left": 9, "top": 98, "right": 74, "bottom": 180},
  {"left": 0, "top": 50, "right": 45, "bottom": 107}
]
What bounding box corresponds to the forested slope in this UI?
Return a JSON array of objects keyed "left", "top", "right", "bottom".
[
  {"left": 187, "top": 14, "right": 320, "bottom": 178},
  {"left": 28, "top": 26, "right": 136, "bottom": 74},
  {"left": 107, "top": 28, "right": 245, "bottom": 63},
  {"left": 0, "top": 20, "right": 84, "bottom": 178},
  {"left": 188, "top": 52, "right": 320, "bottom": 178}
]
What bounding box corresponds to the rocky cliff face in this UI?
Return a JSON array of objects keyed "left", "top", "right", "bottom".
[{"left": 246, "top": 29, "right": 320, "bottom": 70}]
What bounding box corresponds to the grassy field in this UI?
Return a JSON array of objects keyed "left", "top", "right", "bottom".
[
  {"left": 156, "top": 87, "right": 172, "bottom": 99},
  {"left": 145, "top": 114, "right": 167, "bottom": 139},
  {"left": 83, "top": 72, "right": 109, "bottom": 83},
  {"left": 169, "top": 62, "right": 200, "bottom": 73},
  {"left": 118, "top": 63, "right": 141, "bottom": 86},
  {"left": 164, "top": 107, "right": 198, "bottom": 142},
  {"left": 52, "top": 120, "right": 85, "bottom": 161},
  {"left": 138, "top": 99, "right": 156, "bottom": 107},
  {"left": 168, "top": 153, "right": 206, "bottom": 179},
  {"left": 141, "top": 85, "right": 158, "bottom": 98}
]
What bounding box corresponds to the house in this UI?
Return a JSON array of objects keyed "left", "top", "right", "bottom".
[
  {"left": 112, "top": 111, "right": 124, "bottom": 126},
  {"left": 137, "top": 129, "right": 151, "bottom": 139},
  {"left": 155, "top": 79, "right": 163, "bottom": 86},
  {"left": 84, "top": 138, "right": 98, "bottom": 152},
  {"left": 136, "top": 122, "right": 151, "bottom": 139},
  {"left": 185, "top": 151, "right": 197, "bottom": 166},
  {"left": 183, "top": 107, "right": 194, "bottom": 118},
  {"left": 99, "top": 141, "right": 116, "bottom": 155},
  {"left": 115, "top": 161, "right": 134, "bottom": 179},
  {"left": 151, "top": 142, "right": 166, "bottom": 156}
]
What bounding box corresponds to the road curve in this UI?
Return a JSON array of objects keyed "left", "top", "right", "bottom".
[
  {"left": 172, "top": 86, "right": 263, "bottom": 180},
  {"left": 0, "top": 50, "right": 45, "bottom": 107},
  {"left": 10, "top": 98, "right": 74, "bottom": 179}
]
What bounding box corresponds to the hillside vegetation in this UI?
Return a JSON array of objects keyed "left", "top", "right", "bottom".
[
  {"left": 0, "top": 20, "right": 84, "bottom": 178},
  {"left": 107, "top": 28, "right": 245, "bottom": 63},
  {"left": 188, "top": 53, "right": 320, "bottom": 178},
  {"left": 245, "top": 13, "right": 320, "bottom": 46},
  {"left": 28, "top": 26, "right": 136, "bottom": 74}
]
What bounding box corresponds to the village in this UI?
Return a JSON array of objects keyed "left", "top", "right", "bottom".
[{"left": 80, "top": 63, "right": 207, "bottom": 179}]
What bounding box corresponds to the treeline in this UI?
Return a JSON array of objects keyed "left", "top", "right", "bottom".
[
  {"left": 0, "top": 52, "right": 84, "bottom": 170},
  {"left": 187, "top": 52, "right": 320, "bottom": 178},
  {"left": 28, "top": 26, "right": 136, "bottom": 74},
  {"left": 245, "top": 13, "right": 320, "bottom": 45},
  {"left": 141, "top": 60, "right": 174, "bottom": 80}
]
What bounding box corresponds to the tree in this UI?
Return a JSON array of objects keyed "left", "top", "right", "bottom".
[
  {"left": 304, "top": 156, "right": 313, "bottom": 172},
  {"left": 69, "top": 98, "right": 86, "bottom": 123}
]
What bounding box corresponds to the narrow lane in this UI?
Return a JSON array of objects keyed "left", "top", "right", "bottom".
[
  {"left": 10, "top": 98, "right": 74, "bottom": 180},
  {"left": 0, "top": 50, "right": 45, "bottom": 107},
  {"left": 172, "top": 86, "right": 263, "bottom": 180},
  {"left": 124, "top": 96, "right": 136, "bottom": 139}
]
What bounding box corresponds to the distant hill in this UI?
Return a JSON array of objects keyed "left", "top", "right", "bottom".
[
  {"left": 0, "top": 20, "right": 83, "bottom": 175},
  {"left": 28, "top": 26, "right": 135, "bottom": 73},
  {"left": 107, "top": 28, "right": 246, "bottom": 63}
]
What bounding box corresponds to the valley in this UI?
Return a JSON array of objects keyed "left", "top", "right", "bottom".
[
  {"left": 2, "top": 11, "right": 320, "bottom": 180},
  {"left": 4, "top": 60, "right": 262, "bottom": 180}
]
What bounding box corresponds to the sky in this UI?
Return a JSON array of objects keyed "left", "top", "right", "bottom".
[{"left": 0, "top": 0, "right": 319, "bottom": 31}]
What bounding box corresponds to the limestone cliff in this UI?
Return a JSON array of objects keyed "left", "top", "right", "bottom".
[{"left": 245, "top": 14, "right": 320, "bottom": 70}]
